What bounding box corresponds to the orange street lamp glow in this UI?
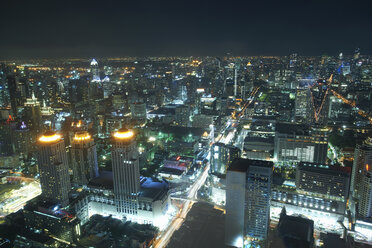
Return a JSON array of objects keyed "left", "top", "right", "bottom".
[
  {"left": 39, "top": 133, "right": 61, "bottom": 143},
  {"left": 113, "top": 130, "right": 134, "bottom": 139}
]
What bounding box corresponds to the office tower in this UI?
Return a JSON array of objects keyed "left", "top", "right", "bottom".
[
  {"left": 112, "top": 128, "right": 140, "bottom": 216},
  {"left": 210, "top": 143, "right": 241, "bottom": 175},
  {"left": 112, "top": 94, "right": 125, "bottom": 110},
  {"left": 359, "top": 170, "right": 372, "bottom": 218},
  {"left": 90, "top": 58, "right": 100, "bottom": 82},
  {"left": 225, "top": 159, "right": 273, "bottom": 247},
  {"left": 68, "top": 79, "right": 89, "bottom": 104},
  {"left": 13, "top": 121, "right": 34, "bottom": 157},
  {"left": 175, "top": 105, "right": 190, "bottom": 127},
  {"left": 71, "top": 131, "right": 99, "bottom": 185},
  {"left": 351, "top": 137, "right": 372, "bottom": 200},
  {"left": 179, "top": 85, "right": 187, "bottom": 103},
  {"left": 296, "top": 162, "right": 350, "bottom": 202},
  {"left": 37, "top": 131, "right": 70, "bottom": 207},
  {"left": 23, "top": 93, "right": 42, "bottom": 133},
  {"left": 274, "top": 124, "right": 328, "bottom": 165},
  {"left": 294, "top": 89, "right": 308, "bottom": 123},
  {"left": 195, "top": 88, "right": 204, "bottom": 114},
  {"left": 6, "top": 74, "right": 18, "bottom": 117},
  {"left": 0, "top": 118, "right": 15, "bottom": 156},
  {"left": 308, "top": 79, "right": 330, "bottom": 125},
  {"left": 130, "top": 102, "right": 147, "bottom": 122}
]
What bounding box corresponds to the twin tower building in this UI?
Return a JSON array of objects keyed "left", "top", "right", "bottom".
[{"left": 37, "top": 128, "right": 141, "bottom": 214}]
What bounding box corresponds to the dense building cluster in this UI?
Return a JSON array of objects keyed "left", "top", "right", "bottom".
[{"left": 0, "top": 52, "right": 371, "bottom": 247}]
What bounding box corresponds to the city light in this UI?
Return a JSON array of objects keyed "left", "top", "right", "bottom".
[
  {"left": 113, "top": 129, "right": 134, "bottom": 139},
  {"left": 73, "top": 132, "right": 91, "bottom": 141},
  {"left": 39, "top": 133, "right": 61, "bottom": 143}
]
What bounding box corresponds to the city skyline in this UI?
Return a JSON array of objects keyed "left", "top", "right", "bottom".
[{"left": 1, "top": 1, "right": 372, "bottom": 247}]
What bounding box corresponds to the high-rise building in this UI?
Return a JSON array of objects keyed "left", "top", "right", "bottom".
[
  {"left": 37, "top": 131, "right": 70, "bottom": 207},
  {"left": 225, "top": 159, "right": 273, "bottom": 247},
  {"left": 130, "top": 102, "right": 147, "bottom": 122},
  {"left": 274, "top": 124, "right": 328, "bottom": 165},
  {"left": 23, "top": 93, "right": 42, "bottom": 133},
  {"left": 68, "top": 79, "right": 89, "bottom": 104},
  {"left": 359, "top": 170, "right": 372, "bottom": 218},
  {"left": 296, "top": 162, "right": 350, "bottom": 202},
  {"left": 6, "top": 74, "right": 19, "bottom": 117},
  {"left": 294, "top": 89, "right": 308, "bottom": 123},
  {"left": 0, "top": 118, "right": 15, "bottom": 156},
  {"left": 90, "top": 58, "right": 100, "bottom": 82},
  {"left": 71, "top": 131, "right": 99, "bottom": 186},
  {"left": 175, "top": 105, "right": 190, "bottom": 127},
  {"left": 210, "top": 143, "right": 241, "bottom": 175},
  {"left": 13, "top": 121, "right": 34, "bottom": 158},
  {"left": 112, "top": 128, "right": 140, "bottom": 218},
  {"left": 351, "top": 138, "right": 372, "bottom": 218},
  {"left": 351, "top": 138, "right": 372, "bottom": 200}
]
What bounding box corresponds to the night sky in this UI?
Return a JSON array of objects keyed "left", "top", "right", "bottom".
[{"left": 1, "top": 0, "right": 372, "bottom": 59}]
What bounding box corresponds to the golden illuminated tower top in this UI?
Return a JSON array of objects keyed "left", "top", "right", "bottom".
[
  {"left": 38, "top": 131, "right": 62, "bottom": 144},
  {"left": 73, "top": 131, "right": 92, "bottom": 143},
  {"left": 113, "top": 128, "right": 135, "bottom": 141}
]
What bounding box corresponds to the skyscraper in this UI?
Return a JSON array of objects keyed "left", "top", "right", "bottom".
[
  {"left": 37, "top": 131, "right": 70, "bottom": 207},
  {"left": 274, "top": 124, "right": 328, "bottom": 165},
  {"left": 6, "top": 74, "right": 18, "bottom": 117},
  {"left": 351, "top": 138, "right": 372, "bottom": 218},
  {"left": 359, "top": 170, "right": 372, "bottom": 218},
  {"left": 225, "top": 159, "right": 273, "bottom": 247},
  {"left": 23, "top": 93, "right": 42, "bottom": 133},
  {"left": 210, "top": 143, "right": 241, "bottom": 175},
  {"left": 351, "top": 137, "right": 372, "bottom": 200},
  {"left": 112, "top": 128, "right": 140, "bottom": 218},
  {"left": 90, "top": 58, "right": 100, "bottom": 82},
  {"left": 71, "top": 131, "right": 99, "bottom": 186}
]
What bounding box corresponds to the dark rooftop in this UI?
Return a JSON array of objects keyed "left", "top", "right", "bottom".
[
  {"left": 228, "top": 159, "right": 273, "bottom": 173},
  {"left": 88, "top": 171, "right": 114, "bottom": 190},
  {"left": 276, "top": 123, "right": 310, "bottom": 136},
  {"left": 139, "top": 177, "right": 169, "bottom": 201}
]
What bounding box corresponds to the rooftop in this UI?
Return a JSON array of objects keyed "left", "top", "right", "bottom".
[{"left": 228, "top": 159, "right": 273, "bottom": 172}]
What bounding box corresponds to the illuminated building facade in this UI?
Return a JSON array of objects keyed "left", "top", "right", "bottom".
[
  {"left": 225, "top": 159, "right": 273, "bottom": 247},
  {"left": 37, "top": 131, "right": 70, "bottom": 207},
  {"left": 23, "top": 93, "right": 42, "bottom": 133},
  {"left": 296, "top": 162, "right": 350, "bottom": 202},
  {"left": 351, "top": 138, "right": 372, "bottom": 218},
  {"left": 71, "top": 131, "right": 99, "bottom": 186},
  {"left": 351, "top": 138, "right": 372, "bottom": 200},
  {"left": 210, "top": 143, "right": 241, "bottom": 175},
  {"left": 274, "top": 124, "right": 328, "bottom": 165},
  {"left": 112, "top": 128, "right": 140, "bottom": 217},
  {"left": 294, "top": 89, "right": 309, "bottom": 123},
  {"left": 24, "top": 199, "right": 80, "bottom": 243},
  {"left": 359, "top": 170, "right": 372, "bottom": 218},
  {"left": 90, "top": 58, "right": 100, "bottom": 82}
]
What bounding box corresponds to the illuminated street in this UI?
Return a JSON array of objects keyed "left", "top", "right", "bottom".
[{"left": 154, "top": 162, "right": 210, "bottom": 248}]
